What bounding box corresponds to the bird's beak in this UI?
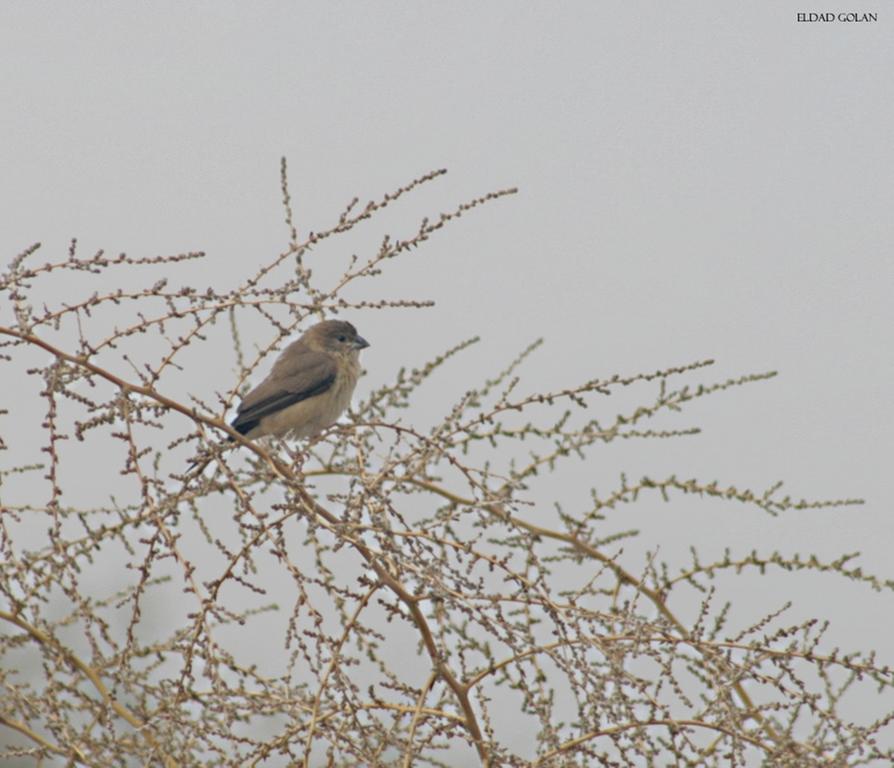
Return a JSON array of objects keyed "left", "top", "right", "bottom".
[{"left": 353, "top": 336, "right": 370, "bottom": 350}]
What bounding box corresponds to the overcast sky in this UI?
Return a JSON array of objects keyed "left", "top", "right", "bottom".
[{"left": 2, "top": 1, "right": 892, "bottom": 760}]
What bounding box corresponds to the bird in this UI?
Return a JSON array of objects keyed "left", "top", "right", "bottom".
[{"left": 229, "top": 319, "right": 369, "bottom": 441}]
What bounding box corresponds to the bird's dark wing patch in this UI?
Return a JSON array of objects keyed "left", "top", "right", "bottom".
[{"left": 230, "top": 352, "right": 337, "bottom": 436}]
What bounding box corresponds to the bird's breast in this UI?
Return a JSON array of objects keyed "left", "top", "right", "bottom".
[{"left": 259, "top": 359, "right": 359, "bottom": 439}]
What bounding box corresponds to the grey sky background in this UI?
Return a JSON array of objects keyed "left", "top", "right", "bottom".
[{"left": 2, "top": 1, "right": 893, "bottom": 761}]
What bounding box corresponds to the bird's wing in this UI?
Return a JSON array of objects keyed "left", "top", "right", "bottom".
[{"left": 231, "top": 351, "right": 337, "bottom": 435}]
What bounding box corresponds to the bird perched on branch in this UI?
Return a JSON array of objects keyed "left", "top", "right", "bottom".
[{"left": 230, "top": 319, "right": 369, "bottom": 440}]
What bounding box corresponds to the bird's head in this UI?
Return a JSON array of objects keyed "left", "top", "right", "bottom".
[{"left": 304, "top": 320, "right": 370, "bottom": 358}]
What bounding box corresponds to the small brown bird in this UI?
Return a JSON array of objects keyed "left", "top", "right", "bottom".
[{"left": 230, "top": 320, "right": 369, "bottom": 440}]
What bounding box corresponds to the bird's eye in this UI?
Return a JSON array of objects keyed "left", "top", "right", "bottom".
[{"left": 337, "top": 335, "right": 346, "bottom": 342}]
